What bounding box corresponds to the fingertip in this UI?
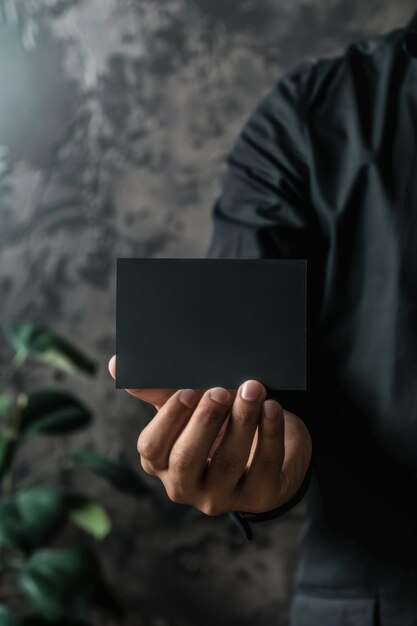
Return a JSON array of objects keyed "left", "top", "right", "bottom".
[
  {"left": 108, "top": 354, "right": 116, "bottom": 379},
  {"left": 240, "top": 379, "right": 267, "bottom": 401},
  {"left": 263, "top": 398, "right": 283, "bottom": 420}
]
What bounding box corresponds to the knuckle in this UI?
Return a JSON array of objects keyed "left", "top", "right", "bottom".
[
  {"left": 165, "top": 484, "right": 187, "bottom": 504},
  {"left": 199, "top": 499, "right": 225, "bottom": 517},
  {"left": 137, "top": 436, "right": 158, "bottom": 461},
  {"left": 169, "top": 448, "right": 196, "bottom": 474},
  {"left": 233, "top": 406, "right": 258, "bottom": 427},
  {"left": 197, "top": 402, "right": 226, "bottom": 425},
  {"left": 210, "top": 450, "right": 243, "bottom": 475},
  {"left": 140, "top": 457, "right": 157, "bottom": 476}
]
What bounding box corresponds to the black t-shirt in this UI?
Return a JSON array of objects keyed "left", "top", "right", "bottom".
[{"left": 206, "top": 7, "right": 417, "bottom": 602}]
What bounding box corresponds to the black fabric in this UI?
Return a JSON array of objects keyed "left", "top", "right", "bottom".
[
  {"left": 290, "top": 593, "right": 376, "bottom": 626},
  {"left": 404, "top": 6, "right": 417, "bottom": 57},
  {"left": 207, "top": 7, "right": 417, "bottom": 624}
]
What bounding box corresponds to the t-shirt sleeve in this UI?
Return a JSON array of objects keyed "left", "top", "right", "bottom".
[{"left": 206, "top": 62, "right": 312, "bottom": 260}]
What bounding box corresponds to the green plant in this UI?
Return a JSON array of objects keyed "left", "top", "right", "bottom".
[{"left": 0, "top": 322, "right": 151, "bottom": 625}]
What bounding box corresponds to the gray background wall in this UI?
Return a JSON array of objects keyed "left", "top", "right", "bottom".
[{"left": 0, "top": 1, "right": 415, "bottom": 624}]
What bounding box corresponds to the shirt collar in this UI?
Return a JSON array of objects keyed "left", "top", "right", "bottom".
[{"left": 404, "top": 7, "right": 417, "bottom": 57}]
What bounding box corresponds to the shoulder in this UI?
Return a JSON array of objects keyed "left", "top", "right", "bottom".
[{"left": 275, "top": 26, "right": 405, "bottom": 111}]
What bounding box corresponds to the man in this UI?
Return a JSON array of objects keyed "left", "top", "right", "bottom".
[{"left": 109, "top": 8, "right": 417, "bottom": 624}]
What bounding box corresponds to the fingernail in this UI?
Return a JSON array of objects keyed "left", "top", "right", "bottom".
[
  {"left": 179, "top": 389, "right": 198, "bottom": 408},
  {"left": 241, "top": 380, "right": 261, "bottom": 401},
  {"left": 209, "top": 387, "right": 231, "bottom": 405},
  {"left": 263, "top": 399, "right": 279, "bottom": 419}
]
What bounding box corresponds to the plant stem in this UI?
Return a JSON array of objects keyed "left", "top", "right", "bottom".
[{"left": 0, "top": 350, "right": 28, "bottom": 394}]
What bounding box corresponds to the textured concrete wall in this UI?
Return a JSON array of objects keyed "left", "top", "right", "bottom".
[{"left": 0, "top": 1, "right": 415, "bottom": 624}]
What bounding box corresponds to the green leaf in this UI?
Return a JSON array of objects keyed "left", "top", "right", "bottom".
[
  {"left": 63, "top": 493, "right": 111, "bottom": 540},
  {"left": 0, "top": 500, "right": 22, "bottom": 548},
  {"left": 17, "top": 547, "right": 99, "bottom": 621},
  {"left": 0, "top": 488, "right": 65, "bottom": 550},
  {"left": 0, "top": 395, "right": 13, "bottom": 419},
  {"left": 18, "top": 547, "right": 122, "bottom": 622},
  {"left": 4, "top": 322, "right": 97, "bottom": 377},
  {"left": 19, "top": 390, "right": 92, "bottom": 438},
  {"left": 72, "top": 449, "right": 151, "bottom": 497},
  {"left": 0, "top": 606, "right": 20, "bottom": 626},
  {"left": 16, "top": 488, "right": 65, "bottom": 545}
]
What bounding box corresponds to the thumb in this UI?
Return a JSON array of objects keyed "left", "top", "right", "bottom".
[{"left": 108, "top": 354, "right": 177, "bottom": 409}]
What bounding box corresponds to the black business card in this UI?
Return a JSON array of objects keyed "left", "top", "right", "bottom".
[{"left": 116, "top": 258, "right": 306, "bottom": 390}]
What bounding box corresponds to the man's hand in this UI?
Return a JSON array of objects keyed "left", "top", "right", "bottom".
[{"left": 108, "top": 355, "right": 312, "bottom": 516}]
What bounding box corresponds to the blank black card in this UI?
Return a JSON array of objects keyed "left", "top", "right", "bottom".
[{"left": 116, "top": 258, "right": 306, "bottom": 390}]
